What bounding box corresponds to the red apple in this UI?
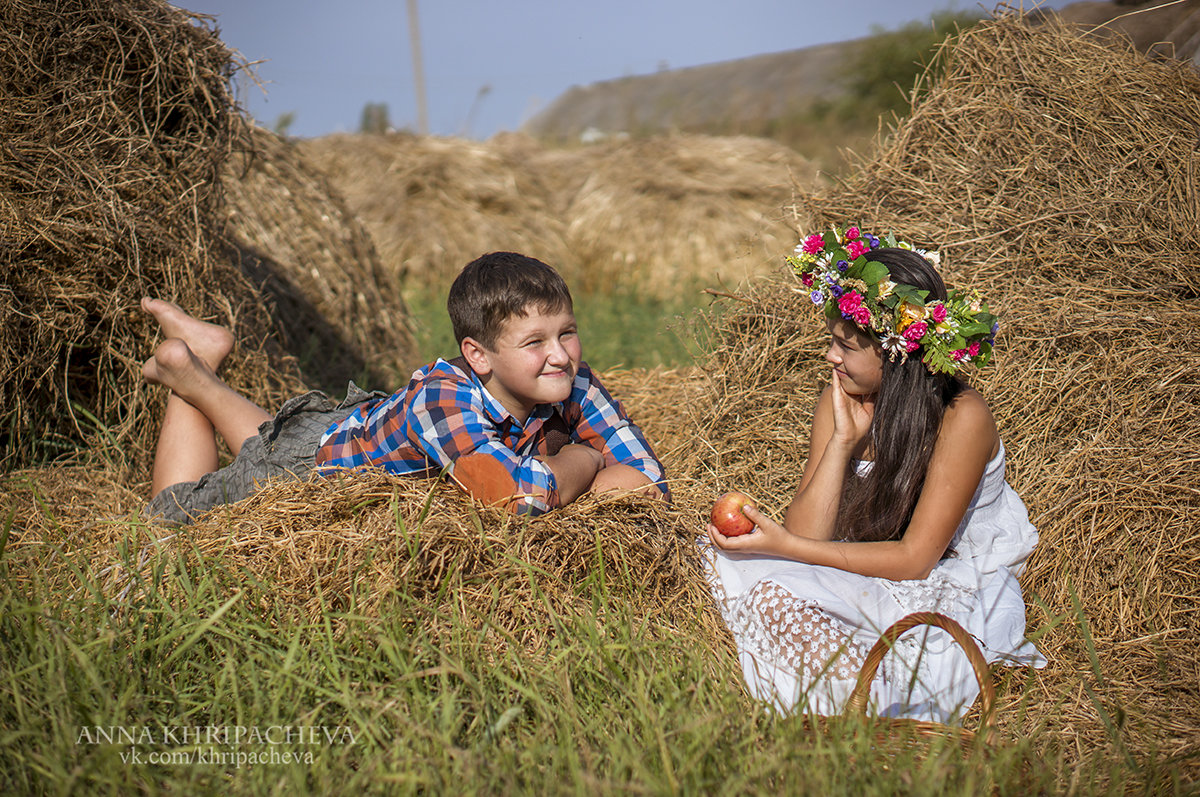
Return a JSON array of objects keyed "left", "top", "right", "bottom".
[{"left": 711, "top": 491, "right": 756, "bottom": 537}]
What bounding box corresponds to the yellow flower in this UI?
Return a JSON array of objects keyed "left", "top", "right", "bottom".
[
  {"left": 894, "top": 300, "right": 926, "bottom": 333},
  {"left": 877, "top": 279, "right": 896, "bottom": 300}
]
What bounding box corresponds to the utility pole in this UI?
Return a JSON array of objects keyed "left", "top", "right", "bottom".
[{"left": 406, "top": 0, "right": 429, "bottom": 135}]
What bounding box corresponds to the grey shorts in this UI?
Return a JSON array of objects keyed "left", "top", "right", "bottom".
[{"left": 146, "top": 383, "right": 385, "bottom": 525}]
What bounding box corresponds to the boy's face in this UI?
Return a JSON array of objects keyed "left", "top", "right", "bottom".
[{"left": 463, "top": 304, "right": 581, "bottom": 422}]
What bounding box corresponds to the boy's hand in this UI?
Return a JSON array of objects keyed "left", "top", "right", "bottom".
[{"left": 539, "top": 443, "right": 604, "bottom": 505}]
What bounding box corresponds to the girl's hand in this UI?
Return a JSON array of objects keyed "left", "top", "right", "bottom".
[
  {"left": 830, "top": 370, "right": 874, "bottom": 449},
  {"left": 706, "top": 505, "right": 796, "bottom": 558}
]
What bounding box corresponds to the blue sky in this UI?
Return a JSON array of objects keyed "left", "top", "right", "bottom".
[{"left": 178, "top": 1, "right": 1073, "bottom": 139}]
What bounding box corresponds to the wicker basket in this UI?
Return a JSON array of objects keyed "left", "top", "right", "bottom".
[{"left": 839, "top": 611, "right": 998, "bottom": 755}]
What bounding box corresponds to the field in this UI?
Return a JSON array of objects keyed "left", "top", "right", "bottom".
[
  {"left": 0, "top": 492, "right": 1090, "bottom": 794},
  {"left": 2, "top": 3, "right": 1199, "bottom": 794}
]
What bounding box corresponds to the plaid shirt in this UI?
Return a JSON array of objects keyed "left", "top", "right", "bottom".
[{"left": 315, "top": 358, "right": 668, "bottom": 515}]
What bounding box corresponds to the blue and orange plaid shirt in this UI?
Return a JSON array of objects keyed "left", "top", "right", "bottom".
[{"left": 314, "top": 358, "right": 668, "bottom": 515}]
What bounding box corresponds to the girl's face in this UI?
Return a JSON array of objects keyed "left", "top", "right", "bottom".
[{"left": 825, "top": 318, "right": 883, "bottom": 396}]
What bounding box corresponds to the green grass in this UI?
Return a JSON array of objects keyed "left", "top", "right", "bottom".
[
  {"left": 2, "top": 505, "right": 1176, "bottom": 795},
  {"left": 404, "top": 283, "right": 709, "bottom": 373}
]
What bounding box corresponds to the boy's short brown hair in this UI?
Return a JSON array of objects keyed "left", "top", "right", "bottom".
[{"left": 447, "top": 252, "right": 573, "bottom": 349}]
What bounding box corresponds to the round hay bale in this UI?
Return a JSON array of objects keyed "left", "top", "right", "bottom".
[
  {"left": 679, "top": 12, "right": 1200, "bottom": 781},
  {"left": 298, "top": 133, "right": 574, "bottom": 292},
  {"left": 795, "top": 10, "right": 1200, "bottom": 293},
  {"left": 222, "top": 124, "right": 418, "bottom": 388},
  {"left": 553, "top": 134, "right": 819, "bottom": 296},
  {"left": 0, "top": 0, "right": 304, "bottom": 471},
  {"left": 301, "top": 131, "right": 818, "bottom": 302}
]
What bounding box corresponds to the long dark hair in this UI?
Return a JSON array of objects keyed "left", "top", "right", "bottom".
[{"left": 836, "top": 248, "right": 964, "bottom": 542}]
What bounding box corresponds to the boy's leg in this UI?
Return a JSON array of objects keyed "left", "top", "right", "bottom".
[
  {"left": 149, "top": 383, "right": 220, "bottom": 497},
  {"left": 141, "top": 299, "right": 271, "bottom": 496},
  {"left": 143, "top": 339, "right": 271, "bottom": 495}
]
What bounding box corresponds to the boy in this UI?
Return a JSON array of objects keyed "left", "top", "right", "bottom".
[{"left": 144, "top": 252, "right": 668, "bottom": 523}]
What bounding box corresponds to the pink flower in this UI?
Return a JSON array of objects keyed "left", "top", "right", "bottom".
[
  {"left": 845, "top": 226, "right": 861, "bottom": 241},
  {"left": 905, "top": 339, "right": 920, "bottom": 353},
  {"left": 838, "top": 292, "right": 862, "bottom": 314},
  {"left": 846, "top": 240, "right": 868, "bottom": 259},
  {"left": 952, "top": 349, "right": 967, "bottom": 361},
  {"left": 929, "top": 303, "right": 947, "bottom": 323},
  {"left": 802, "top": 234, "right": 825, "bottom": 255},
  {"left": 903, "top": 321, "right": 928, "bottom": 342},
  {"left": 968, "top": 341, "right": 981, "bottom": 356},
  {"left": 800, "top": 272, "right": 813, "bottom": 287},
  {"left": 852, "top": 306, "right": 871, "bottom": 326}
]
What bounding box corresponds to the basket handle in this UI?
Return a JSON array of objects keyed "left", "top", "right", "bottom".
[{"left": 843, "top": 611, "right": 996, "bottom": 744}]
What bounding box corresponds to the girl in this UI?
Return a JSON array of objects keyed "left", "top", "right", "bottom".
[{"left": 704, "top": 225, "right": 1044, "bottom": 722}]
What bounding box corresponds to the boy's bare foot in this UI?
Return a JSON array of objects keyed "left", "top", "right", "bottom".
[
  {"left": 141, "top": 297, "right": 234, "bottom": 371},
  {"left": 142, "top": 338, "right": 220, "bottom": 401}
]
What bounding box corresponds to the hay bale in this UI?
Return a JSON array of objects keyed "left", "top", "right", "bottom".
[
  {"left": 301, "top": 132, "right": 817, "bottom": 300},
  {"left": 298, "top": 133, "right": 574, "bottom": 292},
  {"left": 546, "top": 134, "right": 817, "bottom": 296},
  {"left": 0, "top": 0, "right": 304, "bottom": 470},
  {"left": 797, "top": 11, "right": 1200, "bottom": 293},
  {"left": 222, "top": 124, "right": 418, "bottom": 387},
  {"left": 3, "top": 468, "right": 729, "bottom": 662},
  {"left": 682, "top": 12, "right": 1200, "bottom": 779}
]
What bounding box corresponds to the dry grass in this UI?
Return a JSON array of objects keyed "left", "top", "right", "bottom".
[
  {"left": 0, "top": 0, "right": 415, "bottom": 472},
  {"left": 297, "top": 133, "right": 574, "bottom": 293},
  {"left": 3, "top": 4, "right": 1199, "bottom": 789},
  {"left": 2, "top": 469, "right": 730, "bottom": 669},
  {"left": 0, "top": 0, "right": 305, "bottom": 471},
  {"left": 223, "top": 124, "right": 418, "bottom": 386},
  {"left": 682, "top": 10, "right": 1200, "bottom": 777},
  {"left": 546, "top": 134, "right": 817, "bottom": 295},
  {"left": 300, "top": 131, "right": 818, "bottom": 298}
]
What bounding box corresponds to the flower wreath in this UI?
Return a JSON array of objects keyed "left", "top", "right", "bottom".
[{"left": 785, "top": 224, "right": 998, "bottom": 375}]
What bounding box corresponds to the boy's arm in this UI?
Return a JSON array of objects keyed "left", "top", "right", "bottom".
[
  {"left": 590, "top": 464, "right": 657, "bottom": 494},
  {"left": 404, "top": 370, "right": 567, "bottom": 515},
  {"left": 566, "top": 364, "right": 670, "bottom": 499},
  {"left": 536, "top": 444, "right": 605, "bottom": 504}
]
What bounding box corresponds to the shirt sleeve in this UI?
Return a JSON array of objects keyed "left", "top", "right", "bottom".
[
  {"left": 404, "top": 377, "right": 561, "bottom": 515},
  {"left": 567, "top": 364, "right": 670, "bottom": 499}
]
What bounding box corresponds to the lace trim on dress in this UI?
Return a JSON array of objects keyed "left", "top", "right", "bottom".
[
  {"left": 702, "top": 543, "right": 986, "bottom": 714},
  {"left": 710, "top": 569, "right": 979, "bottom": 700},
  {"left": 881, "top": 573, "right": 974, "bottom": 617},
  {"left": 719, "top": 579, "right": 871, "bottom": 684}
]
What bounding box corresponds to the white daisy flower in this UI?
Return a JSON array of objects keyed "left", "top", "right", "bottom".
[{"left": 880, "top": 332, "right": 909, "bottom": 361}]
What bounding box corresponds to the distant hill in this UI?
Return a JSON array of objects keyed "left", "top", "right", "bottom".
[
  {"left": 522, "top": 42, "right": 850, "bottom": 144},
  {"left": 523, "top": 0, "right": 1200, "bottom": 145}
]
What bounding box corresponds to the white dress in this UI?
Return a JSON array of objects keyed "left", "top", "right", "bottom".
[{"left": 701, "top": 442, "right": 1045, "bottom": 723}]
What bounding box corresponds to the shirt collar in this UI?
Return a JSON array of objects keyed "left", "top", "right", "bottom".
[{"left": 438, "top": 357, "right": 560, "bottom": 429}]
